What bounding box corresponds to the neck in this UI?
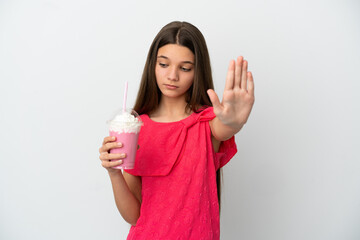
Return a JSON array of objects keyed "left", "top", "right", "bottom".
[{"left": 151, "top": 95, "right": 192, "bottom": 121}]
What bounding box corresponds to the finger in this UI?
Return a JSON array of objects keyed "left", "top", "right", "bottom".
[
  {"left": 102, "top": 136, "right": 116, "bottom": 145},
  {"left": 109, "top": 153, "right": 126, "bottom": 161},
  {"left": 241, "top": 60, "right": 248, "bottom": 90},
  {"left": 100, "top": 141, "right": 123, "bottom": 153},
  {"left": 234, "top": 56, "right": 243, "bottom": 88},
  {"left": 247, "top": 71, "right": 255, "bottom": 95},
  {"left": 207, "top": 89, "right": 222, "bottom": 112},
  {"left": 100, "top": 152, "right": 126, "bottom": 161},
  {"left": 224, "top": 60, "right": 235, "bottom": 90},
  {"left": 102, "top": 159, "right": 123, "bottom": 169},
  {"left": 99, "top": 141, "right": 120, "bottom": 153}
]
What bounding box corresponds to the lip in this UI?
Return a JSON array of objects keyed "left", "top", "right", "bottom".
[{"left": 164, "top": 84, "right": 179, "bottom": 90}]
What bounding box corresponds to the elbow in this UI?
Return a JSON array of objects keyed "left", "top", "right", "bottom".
[
  {"left": 127, "top": 217, "right": 139, "bottom": 226},
  {"left": 218, "top": 135, "right": 233, "bottom": 141},
  {"left": 213, "top": 130, "right": 239, "bottom": 142},
  {"left": 213, "top": 133, "right": 231, "bottom": 142},
  {"left": 123, "top": 213, "right": 140, "bottom": 226},
  {"left": 117, "top": 199, "right": 141, "bottom": 227}
]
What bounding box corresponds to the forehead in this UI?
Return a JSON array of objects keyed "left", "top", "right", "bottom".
[{"left": 157, "top": 44, "right": 194, "bottom": 62}]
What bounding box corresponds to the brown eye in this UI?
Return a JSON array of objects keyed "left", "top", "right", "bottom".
[
  {"left": 181, "top": 67, "right": 191, "bottom": 72},
  {"left": 159, "top": 63, "right": 168, "bottom": 68}
]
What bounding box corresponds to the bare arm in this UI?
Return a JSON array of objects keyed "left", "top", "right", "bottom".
[
  {"left": 207, "top": 56, "right": 255, "bottom": 141},
  {"left": 99, "top": 136, "right": 142, "bottom": 226},
  {"left": 108, "top": 171, "right": 141, "bottom": 226}
]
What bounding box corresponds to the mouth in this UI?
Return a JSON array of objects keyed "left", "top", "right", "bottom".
[{"left": 164, "top": 84, "right": 179, "bottom": 90}]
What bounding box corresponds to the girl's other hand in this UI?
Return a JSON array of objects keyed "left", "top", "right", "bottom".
[
  {"left": 207, "top": 56, "right": 255, "bottom": 129},
  {"left": 99, "top": 136, "right": 126, "bottom": 174}
]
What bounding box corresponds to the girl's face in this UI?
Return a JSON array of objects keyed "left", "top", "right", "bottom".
[{"left": 155, "top": 44, "right": 195, "bottom": 100}]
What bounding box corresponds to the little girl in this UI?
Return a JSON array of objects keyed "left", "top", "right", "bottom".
[{"left": 99, "top": 21, "right": 255, "bottom": 239}]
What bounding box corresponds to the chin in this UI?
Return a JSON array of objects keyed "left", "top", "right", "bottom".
[{"left": 160, "top": 91, "right": 185, "bottom": 99}]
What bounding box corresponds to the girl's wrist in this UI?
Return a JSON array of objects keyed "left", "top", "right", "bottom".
[{"left": 219, "top": 118, "right": 244, "bottom": 132}]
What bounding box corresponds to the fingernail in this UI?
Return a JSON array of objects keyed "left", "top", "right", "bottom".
[
  {"left": 120, "top": 153, "right": 126, "bottom": 158},
  {"left": 117, "top": 142, "right": 122, "bottom": 146},
  {"left": 118, "top": 160, "right": 123, "bottom": 163}
]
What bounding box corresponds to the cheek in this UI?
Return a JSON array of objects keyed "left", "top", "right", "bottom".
[
  {"left": 155, "top": 66, "right": 160, "bottom": 79},
  {"left": 155, "top": 66, "right": 165, "bottom": 81},
  {"left": 184, "top": 73, "right": 195, "bottom": 87}
]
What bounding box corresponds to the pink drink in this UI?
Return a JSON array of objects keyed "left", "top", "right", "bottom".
[
  {"left": 108, "top": 109, "right": 142, "bottom": 169},
  {"left": 109, "top": 131, "right": 139, "bottom": 169}
]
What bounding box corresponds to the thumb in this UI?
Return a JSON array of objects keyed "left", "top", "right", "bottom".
[{"left": 207, "top": 89, "right": 222, "bottom": 111}]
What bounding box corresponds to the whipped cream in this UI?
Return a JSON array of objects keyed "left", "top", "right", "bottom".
[{"left": 108, "top": 111, "right": 142, "bottom": 134}]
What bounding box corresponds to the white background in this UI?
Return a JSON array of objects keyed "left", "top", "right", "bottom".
[{"left": 1, "top": 0, "right": 359, "bottom": 239}]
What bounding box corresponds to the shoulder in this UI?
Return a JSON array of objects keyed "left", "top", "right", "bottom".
[{"left": 193, "top": 106, "right": 216, "bottom": 122}]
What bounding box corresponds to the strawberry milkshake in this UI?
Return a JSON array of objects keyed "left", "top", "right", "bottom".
[{"left": 107, "top": 109, "right": 143, "bottom": 169}]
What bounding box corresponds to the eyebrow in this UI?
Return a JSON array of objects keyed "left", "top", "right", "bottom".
[{"left": 157, "top": 55, "right": 194, "bottom": 65}]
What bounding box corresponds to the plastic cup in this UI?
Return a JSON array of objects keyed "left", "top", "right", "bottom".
[{"left": 107, "top": 108, "right": 142, "bottom": 169}]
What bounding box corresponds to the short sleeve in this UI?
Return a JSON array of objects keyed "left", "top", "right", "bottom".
[
  {"left": 196, "top": 107, "right": 237, "bottom": 170},
  {"left": 196, "top": 106, "right": 216, "bottom": 122},
  {"left": 214, "top": 136, "right": 237, "bottom": 171}
]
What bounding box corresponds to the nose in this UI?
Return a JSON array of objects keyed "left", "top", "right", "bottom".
[{"left": 167, "top": 66, "right": 179, "bottom": 81}]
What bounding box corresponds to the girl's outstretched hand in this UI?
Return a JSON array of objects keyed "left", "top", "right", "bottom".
[{"left": 207, "top": 56, "right": 255, "bottom": 130}]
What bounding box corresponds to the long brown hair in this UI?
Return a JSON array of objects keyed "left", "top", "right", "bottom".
[{"left": 133, "top": 21, "right": 223, "bottom": 211}]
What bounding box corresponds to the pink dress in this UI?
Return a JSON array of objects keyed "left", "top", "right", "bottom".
[{"left": 124, "top": 107, "right": 237, "bottom": 239}]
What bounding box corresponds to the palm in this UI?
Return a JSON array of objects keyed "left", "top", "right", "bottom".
[{"left": 207, "top": 56, "right": 255, "bottom": 128}]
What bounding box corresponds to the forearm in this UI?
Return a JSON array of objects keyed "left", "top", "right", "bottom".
[
  {"left": 108, "top": 172, "right": 141, "bottom": 226},
  {"left": 210, "top": 117, "right": 244, "bottom": 141}
]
